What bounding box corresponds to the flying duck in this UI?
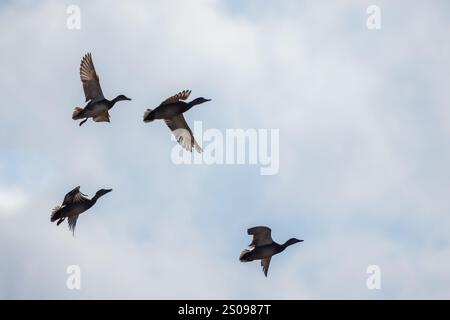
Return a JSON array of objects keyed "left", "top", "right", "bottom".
[
  {"left": 72, "top": 53, "right": 131, "bottom": 126},
  {"left": 239, "top": 226, "right": 303, "bottom": 277},
  {"left": 50, "top": 186, "right": 112, "bottom": 235},
  {"left": 143, "top": 90, "right": 210, "bottom": 152}
]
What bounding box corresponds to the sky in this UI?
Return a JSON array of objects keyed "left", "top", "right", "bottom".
[{"left": 1, "top": 0, "right": 450, "bottom": 299}]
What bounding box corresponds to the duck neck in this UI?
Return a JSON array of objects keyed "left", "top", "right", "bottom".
[
  {"left": 109, "top": 96, "right": 121, "bottom": 109},
  {"left": 90, "top": 196, "right": 99, "bottom": 204},
  {"left": 281, "top": 240, "right": 293, "bottom": 250},
  {"left": 183, "top": 102, "right": 196, "bottom": 112},
  {"left": 91, "top": 193, "right": 103, "bottom": 203}
]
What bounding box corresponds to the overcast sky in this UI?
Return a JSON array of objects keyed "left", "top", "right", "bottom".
[{"left": 1, "top": 0, "right": 450, "bottom": 299}]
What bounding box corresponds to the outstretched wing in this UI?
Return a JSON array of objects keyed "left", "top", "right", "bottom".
[
  {"left": 80, "top": 53, "right": 104, "bottom": 102},
  {"left": 62, "top": 186, "right": 88, "bottom": 206},
  {"left": 164, "top": 114, "right": 202, "bottom": 153},
  {"left": 160, "top": 90, "right": 191, "bottom": 106},
  {"left": 68, "top": 215, "right": 79, "bottom": 236},
  {"left": 248, "top": 226, "right": 273, "bottom": 247},
  {"left": 261, "top": 257, "right": 271, "bottom": 277}
]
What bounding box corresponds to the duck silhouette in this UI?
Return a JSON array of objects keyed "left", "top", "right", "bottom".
[
  {"left": 50, "top": 186, "right": 112, "bottom": 235},
  {"left": 72, "top": 53, "right": 131, "bottom": 126},
  {"left": 240, "top": 226, "right": 303, "bottom": 277},
  {"left": 143, "top": 90, "right": 210, "bottom": 153}
]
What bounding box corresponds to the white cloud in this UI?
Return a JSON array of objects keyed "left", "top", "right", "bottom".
[
  {"left": 0, "top": 0, "right": 450, "bottom": 299},
  {"left": 0, "top": 187, "right": 29, "bottom": 216}
]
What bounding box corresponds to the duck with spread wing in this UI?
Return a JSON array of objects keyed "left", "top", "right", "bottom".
[
  {"left": 143, "top": 90, "right": 210, "bottom": 153},
  {"left": 72, "top": 53, "right": 131, "bottom": 126},
  {"left": 50, "top": 186, "right": 112, "bottom": 235},
  {"left": 239, "top": 226, "right": 303, "bottom": 277}
]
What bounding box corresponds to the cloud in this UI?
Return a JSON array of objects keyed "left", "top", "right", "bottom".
[
  {"left": 0, "top": 0, "right": 450, "bottom": 299},
  {"left": 0, "top": 187, "right": 29, "bottom": 216}
]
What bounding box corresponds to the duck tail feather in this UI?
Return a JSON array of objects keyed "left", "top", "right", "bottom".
[
  {"left": 51, "top": 206, "right": 62, "bottom": 222},
  {"left": 239, "top": 249, "right": 252, "bottom": 262},
  {"left": 72, "top": 107, "right": 84, "bottom": 120},
  {"left": 143, "top": 109, "right": 154, "bottom": 122}
]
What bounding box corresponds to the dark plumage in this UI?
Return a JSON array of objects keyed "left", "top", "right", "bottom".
[
  {"left": 72, "top": 53, "right": 131, "bottom": 126},
  {"left": 143, "top": 90, "right": 211, "bottom": 152},
  {"left": 50, "top": 186, "right": 112, "bottom": 235},
  {"left": 239, "top": 226, "right": 303, "bottom": 277}
]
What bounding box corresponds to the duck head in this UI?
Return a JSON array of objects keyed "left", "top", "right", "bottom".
[
  {"left": 190, "top": 97, "right": 211, "bottom": 106},
  {"left": 283, "top": 238, "right": 303, "bottom": 248},
  {"left": 92, "top": 188, "right": 112, "bottom": 201},
  {"left": 114, "top": 94, "right": 132, "bottom": 102},
  {"left": 110, "top": 95, "right": 131, "bottom": 108}
]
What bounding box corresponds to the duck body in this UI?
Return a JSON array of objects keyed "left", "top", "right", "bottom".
[
  {"left": 239, "top": 243, "right": 284, "bottom": 262},
  {"left": 84, "top": 100, "right": 110, "bottom": 116},
  {"left": 143, "top": 90, "right": 210, "bottom": 123},
  {"left": 73, "top": 99, "right": 109, "bottom": 122},
  {"left": 145, "top": 101, "right": 192, "bottom": 121},
  {"left": 53, "top": 200, "right": 95, "bottom": 220},
  {"left": 73, "top": 96, "right": 130, "bottom": 125},
  {"left": 51, "top": 186, "right": 112, "bottom": 235}
]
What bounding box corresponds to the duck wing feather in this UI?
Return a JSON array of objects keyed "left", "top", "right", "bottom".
[
  {"left": 62, "top": 187, "right": 89, "bottom": 206},
  {"left": 261, "top": 257, "right": 271, "bottom": 277},
  {"left": 80, "top": 53, "right": 104, "bottom": 102},
  {"left": 160, "top": 90, "right": 191, "bottom": 106},
  {"left": 164, "top": 114, "right": 202, "bottom": 153},
  {"left": 68, "top": 215, "right": 79, "bottom": 236},
  {"left": 248, "top": 226, "right": 273, "bottom": 247}
]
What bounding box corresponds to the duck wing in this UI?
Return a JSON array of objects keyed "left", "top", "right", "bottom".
[
  {"left": 248, "top": 226, "right": 273, "bottom": 247},
  {"left": 160, "top": 90, "right": 191, "bottom": 106},
  {"left": 68, "top": 215, "right": 79, "bottom": 236},
  {"left": 164, "top": 114, "right": 202, "bottom": 153},
  {"left": 80, "top": 53, "right": 104, "bottom": 102},
  {"left": 261, "top": 257, "right": 271, "bottom": 277},
  {"left": 62, "top": 187, "right": 88, "bottom": 206}
]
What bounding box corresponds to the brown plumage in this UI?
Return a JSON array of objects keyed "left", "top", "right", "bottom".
[{"left": 80, "top": 53, "right": 104, "bottom": 103}]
